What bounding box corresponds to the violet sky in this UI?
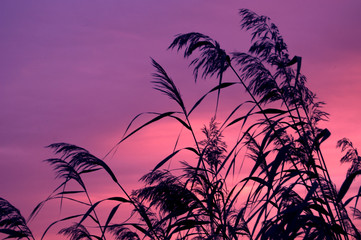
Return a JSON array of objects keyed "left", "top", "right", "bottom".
[{"left": 1, "top": 0, "right": 361, "bottom": 238}]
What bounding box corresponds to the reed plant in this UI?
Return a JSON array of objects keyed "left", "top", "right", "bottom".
[{"left": 1, "top": 8, "right": 361, "bottom": 240}]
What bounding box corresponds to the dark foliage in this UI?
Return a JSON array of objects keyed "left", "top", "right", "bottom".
[
  {"left": 1, "top": 8, "right": 360, "bottom": 240},
  {"left": 0, "top": 197, "right": 34, "bottom": 239}
]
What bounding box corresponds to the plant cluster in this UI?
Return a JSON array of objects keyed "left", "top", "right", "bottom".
[{"left": 1, "top": 9, "right": 361, "bottom": 240}]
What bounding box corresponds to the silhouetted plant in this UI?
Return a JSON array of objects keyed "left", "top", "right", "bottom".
[
  {"left": 0, "top": 197, "right": 34, "bottom": 239},
  {"left": 1, "top": 8, "right": 361, "bottom": 240}
]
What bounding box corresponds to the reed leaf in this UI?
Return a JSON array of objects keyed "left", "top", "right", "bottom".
[
  {"left": 41, "top": 214, "right": 83, "bottom": 240},
  {"left": 337, "top": 170, "right": 361, "bottom": 202},
  {"left": 0, "top": 197, "right": 34, "bottom": 240},
  {"left": 151, "top": 58, "right": 186, "bottom": 113},
  {"left": 152, "top": 147, "right": 199, "bottom": 172}
]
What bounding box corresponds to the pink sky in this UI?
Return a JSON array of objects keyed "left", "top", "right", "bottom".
[{"left": 1, "top": 0, "right": 361, "bottom": 238}]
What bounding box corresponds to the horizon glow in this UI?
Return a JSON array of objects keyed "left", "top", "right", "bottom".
[{"left": 1, "top": 1, "right": 361, "bottom": 238}]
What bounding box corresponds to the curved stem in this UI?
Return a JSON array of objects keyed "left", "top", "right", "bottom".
[{"left": 227, "top": 61, "right": 338, "bottom": 235}]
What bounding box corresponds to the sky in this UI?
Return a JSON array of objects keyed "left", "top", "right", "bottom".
[{"left": 1, "top": 0, "right": 361, "bottom": 238}]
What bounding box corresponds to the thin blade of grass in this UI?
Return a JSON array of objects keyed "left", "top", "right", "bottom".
[
  {"left": 188, "top": 82, "right": 238, "bottom": 116},
  {"left": 101, "top": 204, "right": 121, "bottom": 238},
  {"left": 41, "top": 214, "right": 83, "bottom": 240}
]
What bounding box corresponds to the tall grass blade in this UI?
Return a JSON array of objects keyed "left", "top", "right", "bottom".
[{"left": 152, "top": 147, "right": 199, "bottom": 172}]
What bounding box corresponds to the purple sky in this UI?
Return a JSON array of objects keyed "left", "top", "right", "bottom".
[{"left": 1, "top": 1, "right": 361, "bottom": 238}]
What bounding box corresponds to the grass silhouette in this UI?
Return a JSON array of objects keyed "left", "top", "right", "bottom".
[{"left": 1, "top": 8, "right": 361, "bottom": 240}]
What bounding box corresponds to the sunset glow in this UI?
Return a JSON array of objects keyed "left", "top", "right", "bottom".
[{"left": 1, "top": 1, "right": 361, "bottom": 239}]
